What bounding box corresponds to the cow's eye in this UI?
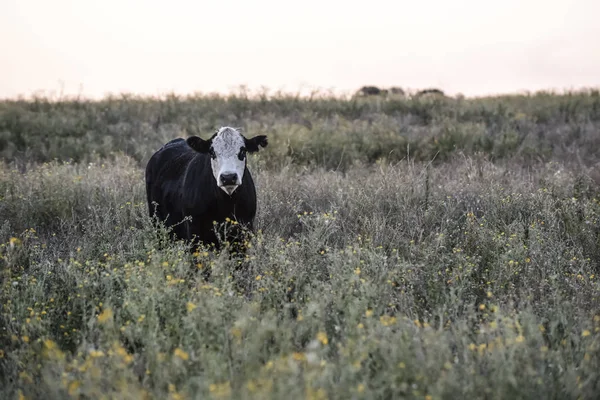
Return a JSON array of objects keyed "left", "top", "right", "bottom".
[
  {"left": 238, "top": 147, "right": 247, "bottom": 161},
  {"left": 209, "top": 147, "right": 216, "bottom": 159}
]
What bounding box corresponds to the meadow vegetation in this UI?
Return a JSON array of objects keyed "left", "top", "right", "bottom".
[{"left": 1, "top": 90, "right": 599, "bottom": 399}]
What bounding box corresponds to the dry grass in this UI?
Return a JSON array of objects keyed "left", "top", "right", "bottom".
[{"left": 1, "top": 91, "right": 600, "bottom": 399}]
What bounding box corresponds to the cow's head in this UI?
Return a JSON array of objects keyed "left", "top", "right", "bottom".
[{"left": 186, "top": 127, "right": 268, "bottom": 195}]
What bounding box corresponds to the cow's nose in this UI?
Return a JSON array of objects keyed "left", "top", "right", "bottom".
[{"left": 220, "top": 173, "right": 238, "bottom": 186}]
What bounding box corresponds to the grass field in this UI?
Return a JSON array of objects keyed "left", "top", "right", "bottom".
[{"left": 1, "top": 90, "right": 600, "bottom": 399}]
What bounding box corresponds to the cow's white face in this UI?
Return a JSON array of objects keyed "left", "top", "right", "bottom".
[
  {"left": 208, "top": 128, "right": 246, "bottom": 195},
  {"left": 186, "top": 127, "right": 268, "bottom": 196}
]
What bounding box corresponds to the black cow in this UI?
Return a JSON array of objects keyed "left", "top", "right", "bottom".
[{"left": 145, "top": 127, "right": 268, "bottom": 251}]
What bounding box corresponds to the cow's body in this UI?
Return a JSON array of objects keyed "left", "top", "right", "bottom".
[{"left": 145, "top": 128, "right": 267, "bottom": 249}]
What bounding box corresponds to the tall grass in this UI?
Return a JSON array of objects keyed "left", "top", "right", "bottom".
[
  {"left": 1, "top": 91, "right": 600, "bottom": 399},
  {"left": 1, "top": 90, "right": 600, "bottom": 168}
]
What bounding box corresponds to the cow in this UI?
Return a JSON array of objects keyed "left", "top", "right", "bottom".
[{"left": 145, "top": 127, "right": 268, "bottom": 252}]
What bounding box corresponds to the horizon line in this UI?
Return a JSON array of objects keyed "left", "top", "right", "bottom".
[{"left": 2, "top": 84, "right": 600, "bottom": 102}]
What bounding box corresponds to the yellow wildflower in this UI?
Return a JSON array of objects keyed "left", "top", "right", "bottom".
[
  {"left": 43, "top": 339, "right": 56, "bottom": 350},
  {"left": 174, "top": 348, "right": 189, "bottom": 361},
  {"left": 515, "top": 335, "right": 525, "bottom": 343},
  {"left": 97, "top": 308, "right": 113, "bottom": 324},
  {"left": 186, "top": 302, "right": 197, "bottom": 312},
  {"left": 317, "top": 331, "right": 328, "bottom": 345},
  {"left": 114, "top": 345, "right": 134, "bottom": 364},
  {"left": 209, "top": 382, "right": 231, "bottom": 398},
  {"left": 380, "top": 315, "right": 397, "bottom": 326},
  {"left": 68, "top": 381, "right": 81, "bottom": 396},
  {"left": 292, "top": 352, "right": 306, "bottom": 361},
  {"left": 89, "top": 350, "right": 105, "bottom": 358},
  {"left": 230, "top": 327, "right": 242, "bottom": 340}
]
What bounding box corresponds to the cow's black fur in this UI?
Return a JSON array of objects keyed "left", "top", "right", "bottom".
[{"left": 145, "top": 134, "right": 267, "bottom": 251}]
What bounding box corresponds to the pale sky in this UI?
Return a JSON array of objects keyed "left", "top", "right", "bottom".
[{"left": 1, "top": 0, "right": 599, "bottom": 99}]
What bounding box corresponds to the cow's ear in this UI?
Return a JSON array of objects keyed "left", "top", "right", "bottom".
[
  {"left": 245, "top": 135, "right": 268, "bottom": 153},
  {"left": 187, "top": 136, "right": 211, "bottom": 153}
]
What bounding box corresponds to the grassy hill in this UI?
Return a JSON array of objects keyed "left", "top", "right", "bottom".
[{"left": 1, "top": 90, "right": 599, "bottom": 399}]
